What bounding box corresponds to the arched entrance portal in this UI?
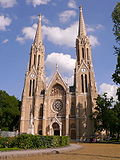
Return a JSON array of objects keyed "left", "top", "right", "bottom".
[{"left": 52, "top": 122, "right": 60, "bottom": 136}]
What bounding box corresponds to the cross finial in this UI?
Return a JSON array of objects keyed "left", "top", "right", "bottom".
[
  {"left": 38, "top": 14, "right": 42, "bottom": 22},
  {"left": 56, "top": 64, "right": 58, "bottom": 71}
]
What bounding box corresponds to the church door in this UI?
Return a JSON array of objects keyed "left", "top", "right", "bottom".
[{"left": 52, "top": 122, "right": 60, "bottom": 136}]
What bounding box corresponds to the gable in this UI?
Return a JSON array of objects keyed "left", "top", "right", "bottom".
[{"left": 47, "top": 71, "right": 68, "bottom": 91}]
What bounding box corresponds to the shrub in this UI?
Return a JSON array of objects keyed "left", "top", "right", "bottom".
[{"left": 0, "top": 135, "right": 70, "bottom": 149}]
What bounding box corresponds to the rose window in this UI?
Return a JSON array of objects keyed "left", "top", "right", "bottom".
[{"left": 52, "top": 100, "right": 63, "bottom": 112}]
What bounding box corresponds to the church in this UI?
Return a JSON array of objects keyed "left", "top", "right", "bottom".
[{"left": 20, "top": 7, "right": 97, "bottom": 141}]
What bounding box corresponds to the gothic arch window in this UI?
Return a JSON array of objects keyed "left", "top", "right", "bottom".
[
  {"left": 85, "top": 74, "right": 88, "bottom": 92},
  {"left": 82, "top": 48, "right": 85, "bottom": 59},
  {"left": 87, "top": 48, "right": 89, "bottom": 60},
  {"left": 32, "top": 79, "right": 35, "bottom": 96},
  {"left": 29, "top": 79, "right": 35, "bottom": 97},
  {"left": 39, "top": 104, "right": 43, "bottom": 118},
  {"left": 34, "top": 54, "right": 36, "bottom": 66},
  {"left": 50, "top": 84, "right": 65, "bottom": 96},
  {"left": 38, "top": 55, "right": 40, "bottom": 67},
  {"left": 29, "top": 80, "right": 32, "bottom": 96},
  {"left": 81, "top": 74, "right": 84, "bottom": 93}
]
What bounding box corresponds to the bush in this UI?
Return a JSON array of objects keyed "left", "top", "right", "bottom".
[
  {"left": 0, "top": 134, "right": 70, "bottom": 149},
  {"left": 0, "top": 137, "right": 15, "bottom": 148}
]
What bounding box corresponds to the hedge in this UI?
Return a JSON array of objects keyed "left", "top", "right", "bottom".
[{"left": 0, "top": 134, "right": 70, "bottom": 149}]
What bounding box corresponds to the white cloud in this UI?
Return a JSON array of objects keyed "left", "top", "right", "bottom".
[
  {"left": 16, "top": 24, "right": 37, "bottom": 43},
  {"left": 43, "top": 22, "right": 78, "bottom": 47},
  {"left": 96, "top": 24, "right": 104, "bottom": 30},
  {"left": 45, "top": 52, "right": 75, "bottom": 74},
  {"left": 16, "top": 22, "right": 100, "bottom": 47},
  {"left": 26, "top": 0, "right": 51, "bottom": 7},
  {"left": 43, "top": 22, "right": 100, "bottom": 47},
  {"left": 68, "top": 0, "right": 77, "bottom": 9},
  {"left": 0, "top": 15, "right": 12, "bottom": 31},
  {"left": 0, "top": 0, "right": 17, "bottom": 8},
  {"left": 89, "top": 35, "right": 100, "bottom": 47},
  {"left": 45, "top": 52, "right": 75, "bottom": 85},
  {"left": 87, "top": 24, "right": 104, "bottom": 33},
  {"left": 59, "top": 10, "right": 76, "bottom": 23},
  {"left": 2, "top": 39, "right": 8, "bottom": 44},
  {"left": 99, "top": 83, "right": 118, "bottom": 101}
]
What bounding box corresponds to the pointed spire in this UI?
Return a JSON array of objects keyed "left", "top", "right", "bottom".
[
  {"left": 78, "top": 6, "right": 87, "bottom": 37},
  {"left": 34, "top": 14, "right": 42, "bottom": 45}
]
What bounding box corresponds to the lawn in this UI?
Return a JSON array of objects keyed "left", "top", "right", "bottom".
[{"left": 3, "top": 143, "right": 120, "bottom": 160}]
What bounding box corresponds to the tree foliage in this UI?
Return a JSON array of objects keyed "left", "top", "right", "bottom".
[
  {"left": 112, "top": 2, "right": 120, "bottom": 101},
  {"left": 0, "top": 90, "right": 20, "bottom": 131},
  {"left": 93, "top": 94, "right": 120, "bottom": 139}
]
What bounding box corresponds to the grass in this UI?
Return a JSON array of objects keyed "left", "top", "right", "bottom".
[
  {"left": 0, "top": 148, "right": 21, "bottom": 151},
  {"left": 5, "top": 143, "right": 120, "bottom": 160}
]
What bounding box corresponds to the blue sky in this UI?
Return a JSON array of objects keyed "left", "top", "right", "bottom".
[{"left": 0, "top": 0, "right": 118, "bottom": 100}]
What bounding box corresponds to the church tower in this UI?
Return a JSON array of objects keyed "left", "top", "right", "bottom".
[
  {"left": 74, "top": 6, "right": 97, "bottom": 140},
  {"left": 20, "top": 15, "right": 45, "bottom": 134}
]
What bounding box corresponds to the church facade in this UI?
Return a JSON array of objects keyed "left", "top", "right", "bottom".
[{"left": 20, "top": 7, "right": 97, "bottom": 141}]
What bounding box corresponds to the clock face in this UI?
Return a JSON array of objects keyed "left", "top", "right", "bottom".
[
  {"left": 81, "top": 68, "right": 86, "bottom": 72},
  {"left": 30, "top": 73, "right": 35, "bottom": 78},
  {"left": 52, "top": 100, "right": 63, "bottom": 112}
]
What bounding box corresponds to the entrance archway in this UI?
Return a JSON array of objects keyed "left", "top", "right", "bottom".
[{"left": 52, "top": 122, "right": 60, "bottom": 136}]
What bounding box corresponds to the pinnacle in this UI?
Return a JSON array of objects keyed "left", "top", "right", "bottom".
[
  {"left": 78, "top": 6, "right": 87, "bottom": 37},
  {"left": 34, "top": 14, "right": 42, "bottom": 45}
]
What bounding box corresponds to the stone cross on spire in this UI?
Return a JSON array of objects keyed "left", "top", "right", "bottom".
[
  {"left": 34, "top": 14, "right": 42, "bottom": 45},
  {"left": 78, "top": 6, "right": 87, "bottom": 37}
]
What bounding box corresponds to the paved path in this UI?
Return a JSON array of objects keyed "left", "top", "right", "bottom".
[{"left": 0, "top": 144, "right": 81, "bottom": 159}]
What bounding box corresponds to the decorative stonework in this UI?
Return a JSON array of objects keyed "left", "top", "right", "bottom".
[{"left": 52, "top": 99, "right": 63, "bottom": 112}]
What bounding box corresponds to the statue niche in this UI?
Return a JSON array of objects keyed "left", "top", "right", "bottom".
[{"left": 50, "top": 84, "right": 65, "bottom": 97}]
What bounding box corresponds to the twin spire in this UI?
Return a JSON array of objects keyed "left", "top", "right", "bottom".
[
  {"left": 34, "top": 14, "right": 42, "bottom": 45},
  {"left": 78, "top": 6, "right": 87, "bottom": 37},
  {"left": 33, "top": 6, "right": 87, "bottom": 45}
]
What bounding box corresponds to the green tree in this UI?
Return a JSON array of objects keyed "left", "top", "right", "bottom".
[
  {"left": 0, "top": 90, "right": 20, "bottom": 131},
  {"left": 112, "top": 2, "right": 120, "bottom": 101},
  {"left": 112, "top": 102, "right": 120, "bottom": 139},
  {"left": 92, "top": 94, "right": 114, "bottom": 137},
  {"left": 93, "top": 94, "right": 120, "bottom": 140}
]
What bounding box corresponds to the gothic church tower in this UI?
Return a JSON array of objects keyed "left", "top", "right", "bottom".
[
  {"left": 20, "top": 15, "right": 45, "bottom": 134},
  {"left": 74, "top": 6, "right": 97, "bottom": 140}
]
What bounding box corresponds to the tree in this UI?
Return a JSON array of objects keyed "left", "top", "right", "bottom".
[
  {"left": 0, "top": 90, "right": 21, "bottom": 131},
  {"left": 92, "top": 94, "right": 114, "bottom": 136},
  {"left": 112, "top": 2, "right": 120, "bottom": 101},
  {"left": 92, "top": 93, "right": 120, "bottom": 140}
]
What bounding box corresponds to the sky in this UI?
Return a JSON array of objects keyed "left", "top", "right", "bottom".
[{"left": 0, "top": 0, "right": 119, "bottom": 100}]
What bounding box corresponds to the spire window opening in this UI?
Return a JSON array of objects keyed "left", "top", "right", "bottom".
[
  {"left": 38, "top": 55, "right": 40, "bottom": 67},
  {"left": 32, "top": 79, "right": 35, "bottom": 96},
  {"left": 81, "top": 74, "right": 84, "bottom": 93},
  {"left": 34, "top": 54, "right": 36, "bottom": 66},
  {"left": 87, "top": 48, "right": 89, "bottom": 60},
  {"left": 85, "top": 74, "right": 88, "bottom": 92},
  {"left": 82, "top": 48, "right": 85, "bottom": 59},
  {"left": 29, "top": 80, "right": 32, "bottom": 97}
]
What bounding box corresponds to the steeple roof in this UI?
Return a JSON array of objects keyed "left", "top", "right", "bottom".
[
  {"left": 78, "top": 6, "right": 87, "bottom": 37},
  {"left": 34, "top": 14, "right": 42, "bottom": 45}
]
